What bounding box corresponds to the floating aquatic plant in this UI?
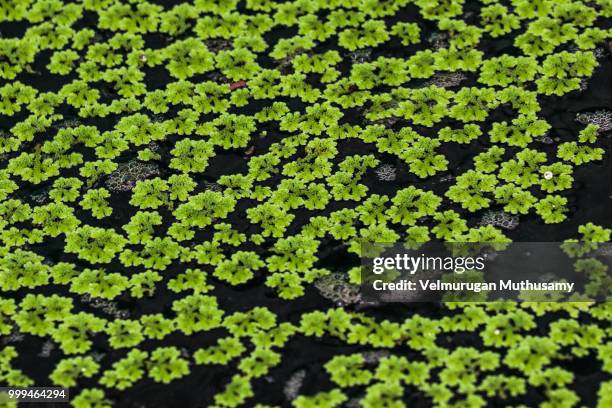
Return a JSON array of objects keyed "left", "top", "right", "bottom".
[{"left": 0, "top": 0, "right": 610, "bottom": 407}]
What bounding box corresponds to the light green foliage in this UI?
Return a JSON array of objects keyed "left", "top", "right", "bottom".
[{"left": 0, "top": 0, "right": 609, "bottom": 407}]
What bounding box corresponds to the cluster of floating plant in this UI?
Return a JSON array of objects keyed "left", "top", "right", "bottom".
[{"left": 0, "top": 0, "right": 611, "bottom": 407}]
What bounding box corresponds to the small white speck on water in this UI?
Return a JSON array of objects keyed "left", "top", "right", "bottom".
[{"left": 543, "top": 171, "right": 553, "bottom": 180}]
